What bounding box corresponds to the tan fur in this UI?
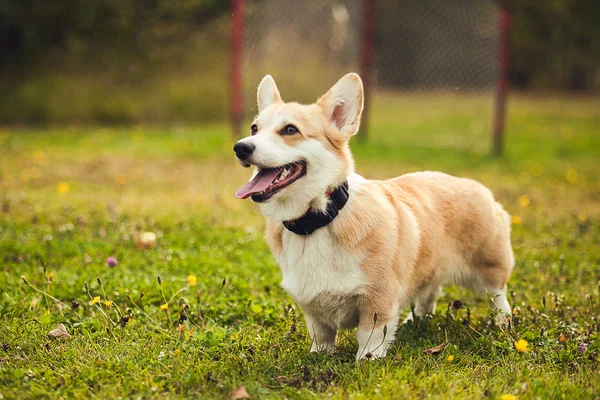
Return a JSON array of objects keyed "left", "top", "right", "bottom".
[
  {"left": 333, "top": 173, "right": 513, "bottom": 328},
  {"left": 265, "top": 220, "right": 284, "bottom": 257},
  {"left": 238, "top": 73, "right": 514, "bottom": 360}
]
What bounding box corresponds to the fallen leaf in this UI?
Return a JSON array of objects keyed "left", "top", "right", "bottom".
[
  {"left": 423, "top": 341, "right": 448, "bottom": 355},
  {"left": 231, "top": 386, "right": 250, "bottom": 399},
  {"left": 47, "top": 323, "right": 70, "bottom": 340},
  {"left": 136, "top": 231, "right": 157, "bottom": 249}
]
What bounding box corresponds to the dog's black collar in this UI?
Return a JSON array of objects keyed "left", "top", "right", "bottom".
[{"left": 282, "top": 180, "right": 349, "bottom": 236}]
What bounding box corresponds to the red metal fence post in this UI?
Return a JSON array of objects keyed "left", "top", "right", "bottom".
[
  {"left": 359, "top": 0, "right": 375, "bottom": 142},
  {"left": 230, "top": 0, "right": 245, "bottom": 137},
  {"left": 492, "top": 3, "right": 510, "bottom": 156}
]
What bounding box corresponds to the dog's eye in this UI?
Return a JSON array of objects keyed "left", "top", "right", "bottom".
[
  {"left": 251, "top": 124, "right": 258, "bottom": 136},
  {"left": 281, "top": 124, "right": 299, "bottom": 135}
]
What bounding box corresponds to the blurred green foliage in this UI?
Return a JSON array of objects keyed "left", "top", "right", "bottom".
[
  {"left": 511, "top": 0, "right": 600, "bottom": 90},
  {"left": 0, "top": 0, "right": 598, "bottom": 124},
  {"left": 0, "top": 0, "right": 229, "bottom": 69},
  {"left": 0, "top": 0, "right": 230, "bottom": 124}
]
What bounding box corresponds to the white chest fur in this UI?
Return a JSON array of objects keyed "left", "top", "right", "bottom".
[{"left": 276, "top": 227, "right": 366, "bottom": 324}]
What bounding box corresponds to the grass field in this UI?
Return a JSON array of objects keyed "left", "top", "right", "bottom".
[{"left": 1, "top": 93, "right": 599, "bottom": 399}]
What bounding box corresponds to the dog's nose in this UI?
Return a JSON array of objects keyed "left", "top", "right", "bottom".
[{"left": 234, "top": 142, "right": 255, "bottom": 160}]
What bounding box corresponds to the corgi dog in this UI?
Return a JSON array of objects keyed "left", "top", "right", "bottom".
[{"left": 234, "top": 73, "right": 514, "bottom": 360}]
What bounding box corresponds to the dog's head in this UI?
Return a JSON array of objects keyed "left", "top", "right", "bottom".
[{"left": 234, "top": 73, "right": 364, "bottom": 222}]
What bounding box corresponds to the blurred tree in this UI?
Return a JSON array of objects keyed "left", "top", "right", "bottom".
[
  {"left": 0, "top": 0, "right": 229, "bottom": 72},
  {"left": 510, "top": 0, "right": 600, "bottom": 90}
]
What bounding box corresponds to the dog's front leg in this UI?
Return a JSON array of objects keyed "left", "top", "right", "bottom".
[
  {"left": 304, "top": 313, "right": 336, "bottom": 353},
  {"left": 355, "top": 301, "right": 400, "bottom": 361}
]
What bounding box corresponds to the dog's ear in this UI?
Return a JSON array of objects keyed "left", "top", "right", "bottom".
[
  {"left": 257, "top": 75, "right": 282, "bottom": 113},
  {"left": 318, "top": 73, "right": 364, "bottom": 137}
]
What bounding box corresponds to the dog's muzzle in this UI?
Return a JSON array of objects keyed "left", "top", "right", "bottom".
[{"left": 233, "top": 142, "right": 255, "bottom": 161}]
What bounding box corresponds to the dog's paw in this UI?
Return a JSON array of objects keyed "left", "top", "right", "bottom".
[
  {"left": 495, "top": 312, "right": 510, "bottom": 327},
  {"left": 310, "top": 342, "right": 336, "bottom": 354}
]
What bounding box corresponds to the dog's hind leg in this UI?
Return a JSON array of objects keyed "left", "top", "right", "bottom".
[
  {"left": 474, "top": 204, "right": 515, "bottom": 325},
  {"left": 476, "top": 258, "right": 514, "bottom": 325},
  {"left": 473, "top": 259, "right": 513, "bottom": 325},
  {"left": 489, "top": 285, "right": 512, "bottom": 325},
  {"left": 304, "top": 313, "right": 337, "bottom": 353},
  {"left": 402, "top": 284, "right": 442, "bottom": 323},
  {"left": 491, "top": 286, "right": 511, "bottom": 314}
]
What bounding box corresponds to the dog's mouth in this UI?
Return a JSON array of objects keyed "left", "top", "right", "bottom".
[{"left": 235, "top": 161, "right": 307, "bottom": 203}]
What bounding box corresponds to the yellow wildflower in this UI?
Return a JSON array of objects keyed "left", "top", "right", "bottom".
[
  {"left": 566, "top": 168, "right": 578, "bottom": 183},
  {"left": 514, "top": 339, "right": 528, "bottom": 353},
  {"left": 511, "top": 216, "right": 521, "bottom": 225},
  {"left": 500, "top": 395, "right": 517, "bottom": 400},
  {"left": 90, "top": 296, "right": 100, "bottom": 305},
  {"left": 518, "top": 195, "right": 530, "bottom": 208},
  {"left": 177, "top": 324, "right": 185, "bottom": 333},
  {"left": 187, "top": 275, "right": 197, "bottom": 287},
  {"left": 57, "top": 182, "right": 69, "bottom": 195},
  {"left": 160, "top": 303, "right": 169, "bottom": 311},
  {"left": 447, "top": 355, "right": 454, "bottom": 362},
  {"left": 48, "top": 271, "right": 54, "bottom": 280},
  {"left": 559, "top": 335, "right": 566, "bottom": 343},
  {"left": 104, "top": 300, "right": 113, "bottom": 308}
]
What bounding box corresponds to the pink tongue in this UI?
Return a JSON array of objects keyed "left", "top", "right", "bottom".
[{"left": 235, "top": 168, "right": 281, "bottom": 199}]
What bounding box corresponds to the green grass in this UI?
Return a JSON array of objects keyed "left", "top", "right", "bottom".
[{"left": 1, "top": 93, "right": 599, "bottom": 399}]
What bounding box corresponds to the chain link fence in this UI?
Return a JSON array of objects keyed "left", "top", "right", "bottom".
[
  {"left": 242, "top": 0, "right": 363, "bottom": 116},
  {"left": 239, "top": 0, "right": 503, "bottom": 150}
]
